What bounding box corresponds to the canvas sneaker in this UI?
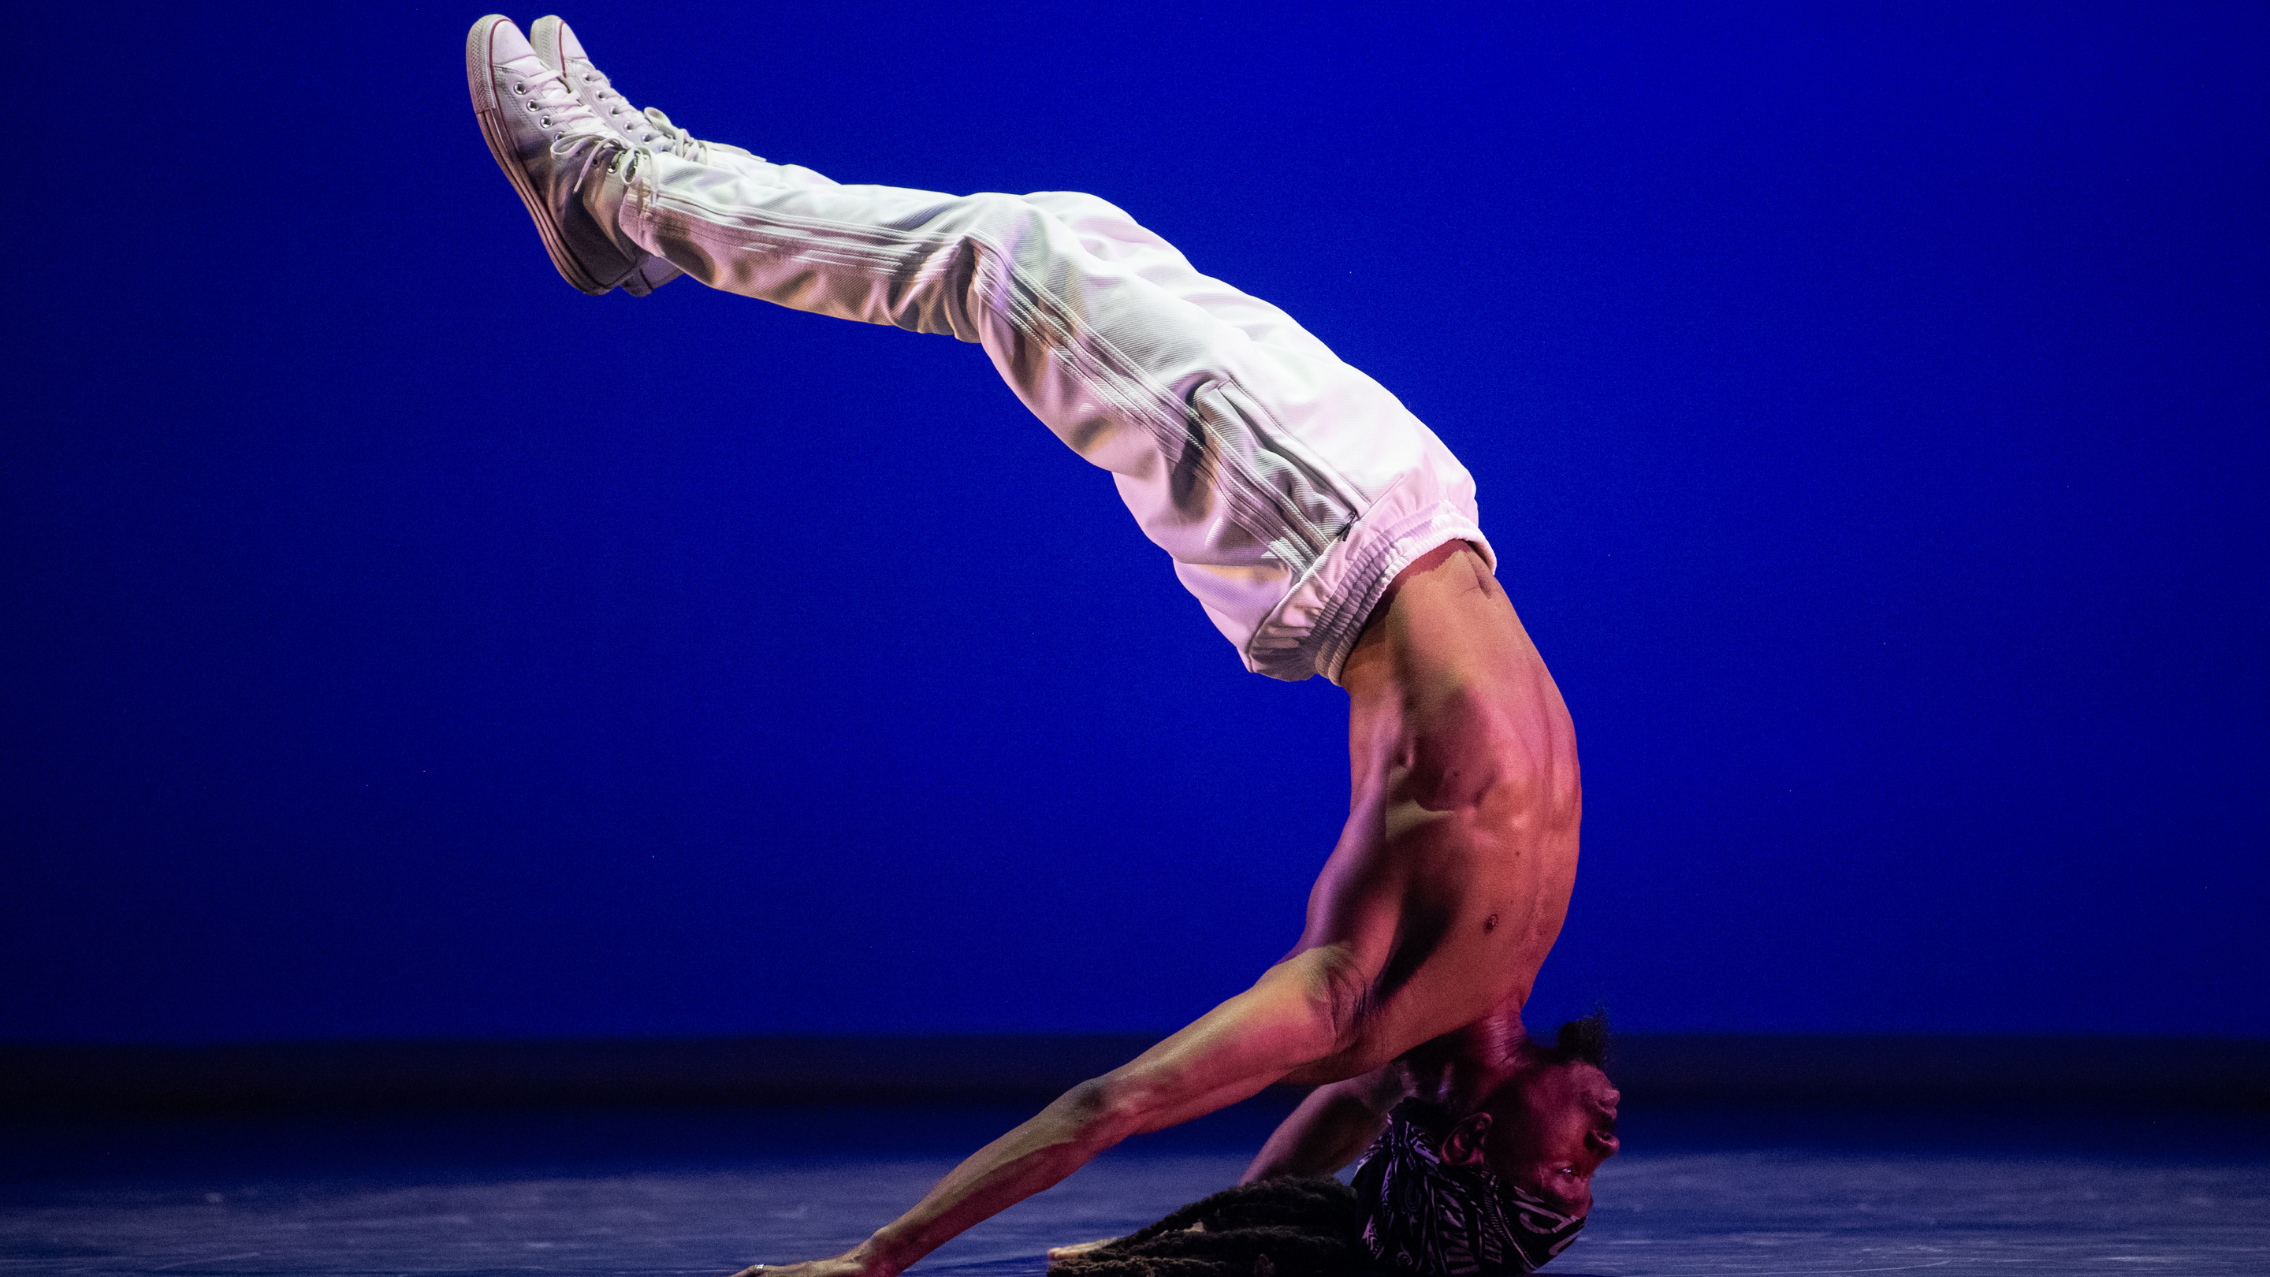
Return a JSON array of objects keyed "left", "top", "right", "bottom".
[{"left": 466, "top": 14, "right": 652, "bottom": 296}]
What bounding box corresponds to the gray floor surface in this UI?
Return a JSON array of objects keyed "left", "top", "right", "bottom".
[{"left": 2, "top": 1103, "right": 2264, "bottom": 1276}]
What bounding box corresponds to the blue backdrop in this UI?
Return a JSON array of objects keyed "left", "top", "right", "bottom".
[{"left": 4, "top": 1, "right": 2264, "bottom": 1044}]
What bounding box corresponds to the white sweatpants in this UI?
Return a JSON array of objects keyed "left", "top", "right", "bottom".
[{"left": 609, "top": 148, "right": 1493, "bottom": 683}]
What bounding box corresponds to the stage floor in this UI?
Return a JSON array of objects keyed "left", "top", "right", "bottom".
[{"left": 3, "top": 1102, "right": 2265, "bottom": 1275}]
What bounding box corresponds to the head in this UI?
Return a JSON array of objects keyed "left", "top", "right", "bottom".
[
  {"left": 1349, "top": 1014, "right": 1619, "bottom": 1274},
  {"left": 1440, "top": 1011, "right": 1621, "bottom": 1218}
]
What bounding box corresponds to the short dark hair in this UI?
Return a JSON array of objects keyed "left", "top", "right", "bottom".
[{"left": 1553, "top": 1007, "right": 1610, "bottom": 1067}]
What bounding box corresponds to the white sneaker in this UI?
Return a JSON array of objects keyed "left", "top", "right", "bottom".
[
  {"left": 525, "top": 15, "right": 710, "bottom": 297},
  {"left": 465, "top": 14, "right": 652, "bottom": 296}
]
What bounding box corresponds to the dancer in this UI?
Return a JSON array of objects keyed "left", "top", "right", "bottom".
[{"left": 466, "top": 15, "right": 1619, "bottom": 1275}]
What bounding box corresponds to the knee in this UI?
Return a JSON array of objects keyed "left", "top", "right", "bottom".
[
  {"left": 950, "top": 190, "right": 1046, "bottom": 243},
  {"left": 1021, "top": 189, "right": 1136, "bottom": 230}
]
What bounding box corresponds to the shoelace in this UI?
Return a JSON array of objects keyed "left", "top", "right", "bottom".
[
  {"left": 512, "top": 62, "right": 643, "bottom": 187},
  {"left": 575, "top": 65, "right": 714, "bottom": 163},
  {"left": 579, "top": 72, "right": 664, "bottom": 142},
  {"left": 639, "top": 107, "right": 713, "bottom": 164},
  {"left": 509, "top": 62, "right": 603, "bottom": 134},
  {"left": 554, "top": 126, "right": 641, "bottom": 197}
]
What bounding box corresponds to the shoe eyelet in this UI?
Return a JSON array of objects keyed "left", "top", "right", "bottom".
[
  {"left": 512, "top": 82, "right": 526, "bottom": 94},
  {"left": 540, "top": 116, "right": 552, "bottom": 127}
]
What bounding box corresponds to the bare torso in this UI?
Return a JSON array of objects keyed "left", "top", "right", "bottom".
[{"left": 1283, "top": 539, "right": 1582, "bottom": 1083}]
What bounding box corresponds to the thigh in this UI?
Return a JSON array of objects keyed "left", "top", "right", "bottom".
[{"left": 1019, "top": 190, "right": 1340, "bottom": 362}]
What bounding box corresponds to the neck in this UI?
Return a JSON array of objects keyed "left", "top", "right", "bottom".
[{"left": 1409, "top": 1008, "right": 1533, "bottom": 1111}]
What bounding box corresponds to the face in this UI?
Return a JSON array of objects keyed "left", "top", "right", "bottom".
[{"left": 1441, "top": 1062, "right": 1621, "bottom": 1216}]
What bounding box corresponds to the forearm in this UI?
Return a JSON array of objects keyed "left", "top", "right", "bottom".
[{"left": 1241, "top": 1066, "right": 1411, "bottom": 1183}]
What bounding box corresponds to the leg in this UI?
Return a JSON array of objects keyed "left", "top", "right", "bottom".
[
  {"left": 475, "top": 12, "right": 1487, "bottom": 681},
  {"left": 595, "top": 152, "right": 1490, "bottom": 682},
  {"left": 526, "top": 14, "right": 1315, "bottom": 354},
  {"left": 1012, "top": 189, "right": 1341, "bottom": 364}
]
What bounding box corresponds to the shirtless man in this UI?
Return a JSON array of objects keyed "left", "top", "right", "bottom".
[{"left": 466, "top": 14, "right": 1620, "bottom": 1275}]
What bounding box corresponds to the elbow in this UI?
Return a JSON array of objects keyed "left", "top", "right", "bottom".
[{"left": 1056, "top": 1074, "right": 1160, "bottom": 1151}]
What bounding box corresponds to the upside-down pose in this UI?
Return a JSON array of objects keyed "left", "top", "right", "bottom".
[{"left": 466, "top": 14, "right": 1620, "bottom": 1275}]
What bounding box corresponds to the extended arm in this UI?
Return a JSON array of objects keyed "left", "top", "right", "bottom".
[{"left": 734, "top": 947, "right": 1363, "bottom": 1277}]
